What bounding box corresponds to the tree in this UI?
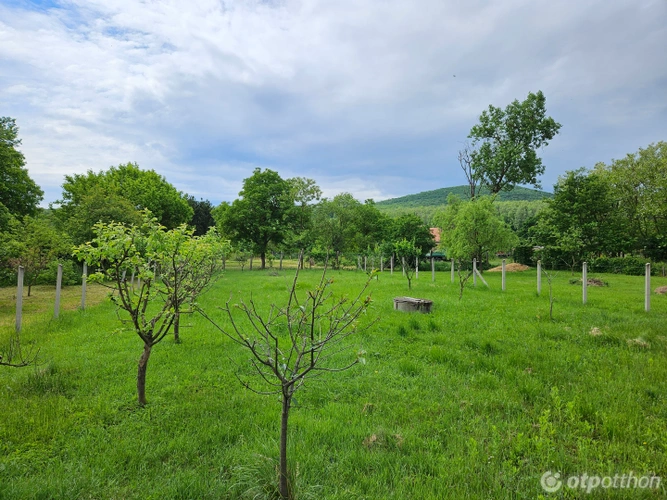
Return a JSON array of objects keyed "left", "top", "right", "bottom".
[
  {"left": 468, "top": 91, "right": 561, "bottom": 194},
  {"left": 158, "top": 225, "right": 229, "bottom": 343},
  {"left": 63, "top": 185, "right": 143, "bottom": 245},
  {"left": 57, "top": 162, "right": 193, "bottom": 233},
  {"left": 0, "top": 117, "right": 43, "bottom": 218},
  {"left": 530, "top": 169, "right": 631, "bottom": 270},
  {"left": 6, "top": 213, "right": 72, "bottom": 296},
  {"left": 73, "top": 213, "right": 224, "bottom": 405},
  {"left": 313, "top": 194, "right": 362, "bottom": 269},
  {"left": 435, "top": 195, "right": 518, "bottom": 269},
  {"left": 394, "top": 238, "right": 420, "bottom": 290},
  {"left": 198, "top": 260, "right": 373, "bottom": 499},
  {"left": 215, "top": 168, "right": 293, "bottom": 269},
  {"left": 285, "top": 177, "right": 322, "bottom": 267},
  {"left": 595, "top": 141, "right": 667, "bottom": 260},
  {"left": 186, "top": 196, "right": 216, "bottom": 236},
  {"left": 390, "top": 214, "right": 435, "bottom": 258}
]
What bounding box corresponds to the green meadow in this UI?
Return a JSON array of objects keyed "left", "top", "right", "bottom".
[{"left": 1, "top": 267, "right": 666, "bottom": 499}]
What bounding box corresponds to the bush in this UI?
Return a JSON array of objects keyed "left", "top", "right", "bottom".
[
  {"left": 513, "top": 245, "right": 534, "bottom": 265},
  {"left": 589, "top": 257, "right": 662, "bottom": 276}
]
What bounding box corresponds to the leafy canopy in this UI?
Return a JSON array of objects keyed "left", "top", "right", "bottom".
[
  {"left": 469, "top": 91, "right": 561, "bottom": 194},
  {"left": 0, "top": 117, "right": 43, "bottom": 218}
]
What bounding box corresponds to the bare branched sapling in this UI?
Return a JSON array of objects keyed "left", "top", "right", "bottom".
[{"left": 198, "top": 262, "right": 374, "bottom": 499}]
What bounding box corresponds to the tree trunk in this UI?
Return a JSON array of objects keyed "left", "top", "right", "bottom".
[
  {"left": 173, "top": 311, "right": 180, "bottom": 343},
  {"left": 260, "top": 252, "right": 266, "bottom": 269},
  {"left": 28, "top": 283, "right": 32, "bottom": 297},
  {"left": 280, "top": 252, "right": 283, "bottom": 270},
  {"left": 137, "top": 343, "right": 152, "bottom": 406},
  {"left": 279, "top": 394, "right": 292, "bottom": 499},
  {"left": 250, "top": 256, "right": 253, "bottom": 271}
]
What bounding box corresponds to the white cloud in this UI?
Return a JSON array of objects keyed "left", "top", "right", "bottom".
[{"left": 1, "top": 0, "right": 666, "bottom": 206}]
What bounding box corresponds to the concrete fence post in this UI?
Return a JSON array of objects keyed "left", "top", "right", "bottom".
[
  {"left": 81, "top": 262, "right": 87, "bottom": 310},
  {"left": 390, "top": 255, "right": 394, "bottom": 274},
  {"left": 451, "top": 259, "right": 455, "bottom": 283},
  {"left": 582, "top": 261, "right": 588, "bottom": 305},
  {"left": 415, "top": 257, "right": 419, "bottom": 279},
  {"left": 54, "top": 263, "right": 63, "bottom": 319},
  {"left": 537, "top": 260, "right": 542, "bottom": 296},
  {"left": 431, "top": 257, "right": 435, "bottom": 282},
  {"left": 473, "top": 258, "right": 477, "bottom": 287},
  {"left": 645, "top": 263, "right": 651, "bottom": 312},
  {"left": 16, "top": 266, "right": 24, "bottom": 332},
  {"left": 502, "top": 259, "right": 506, "bottom": 291}
]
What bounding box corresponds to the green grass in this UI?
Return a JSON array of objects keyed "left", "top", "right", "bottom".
[{"left": 1, "top": 268, "right": 666, "bottom": 499}]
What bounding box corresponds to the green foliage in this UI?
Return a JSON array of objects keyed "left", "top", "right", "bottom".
[
  {"left": 0, "top": 117, "right": 44, "bottom": 218},
  {"left": 72, "top": 211, "right": 228, "bottom": 404},
  {"left": 2, "top": 213, "right": 73, "bottom": 293},
  {"left": 434, "top": 196, "right": 518, "bottom": 263},
  {"left": 376, "top": 185, "right": 551, "bottom": 209},
  {"left": 215, "top": 168, "right": 293, "bottom": 269},
  {"left": 393, "top": 238, "right": 420, "bottom": 289},
  {"left": 595, "top": 141, "right": 667, "bottom": 260},
  {"left": 186, "top": 196, "right": 215, "bottom": 236},
  {"left": 56, "top": 162, "right": 193, "bottom": 236},
  {"left": 390, "top": 214, "right": 434, "bottom": 257},
  {"left": 531, "top": 169, "right": 631, "bottom": 270},
  {"left": 468, "top": 90, "right": 561, "bottom": 194},
  {"left": 589, "top": 257, "right": 660, "bottom": 276}
]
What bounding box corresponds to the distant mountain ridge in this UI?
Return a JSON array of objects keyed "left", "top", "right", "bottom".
[{"left": 376, "top": 185, "right": 552, "bottom": 208}]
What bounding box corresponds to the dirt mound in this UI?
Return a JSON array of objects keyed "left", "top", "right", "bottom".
[
  {"left": 487, "top": 263, "right": 530, "bottom": 272},
  {"left": 655, "top": 286, "right": 667, "bottom": 295},
  {"left": 569, "top": 278, "right": 608, "bottom": 287}
]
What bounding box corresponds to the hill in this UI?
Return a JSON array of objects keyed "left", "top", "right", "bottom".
[{"left": 376, "top": 185, "right": 552, "bottom": 208}]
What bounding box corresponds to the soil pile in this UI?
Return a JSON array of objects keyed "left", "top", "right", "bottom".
[{"left": 487, "top": 263, "right": 530, "bottom": 272}]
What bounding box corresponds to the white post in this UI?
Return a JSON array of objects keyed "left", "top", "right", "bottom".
[
  {"left": 415, "top": 257, "right": 419, "bottom": 279},
  {"left": 502, "top": 259, "right": 506, "bottom": 291},
  {"left": 582, "top": 261, "right": 588, "bottom": 305},
  {"left": 279, "top": 252, "right": 283, "bottom": 271},
  {"left": 364, "top": 256, "right": 367, "bottom": 272},
  {"left": 537, "top": 260, "right": 542, "bottom": 296},
  {"left": 390, "top": 255, "right": 394, "bottom": 274},
  {"left": 402, "top": 257, "right": 406, "bottom": 277},
  {"left": 473, "top": 258, "right": 477, "bottom": 286},
  {"left": 16, "top": 266, "right": 24, "bottom": 332},
  {"left": 645, "top": 263, "right": 651, "bottom": 312},
  {"left": 380, "top": 255, "right": 384, "bottom": 272},
  {"left": 358, "top": 255, "right": 361, "bottom": 271},
  {"left": 81, "top": 262, "right": 87, "bottom": 310},
  {"left": 431, "top": 257, "right": 435, "bottom": 282},
  {"left": 54, "top": 263, "right": 63, "bottom": 319},
  {"left": 451, "top": 259, "right": 455, "bottom": 283}
]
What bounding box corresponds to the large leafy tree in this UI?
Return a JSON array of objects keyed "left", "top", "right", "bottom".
[
  {"left": 594, "top": 142, "right": 667, "bottom": 260},
  {"left": 215, "top": 168, "right": 293, "bottom": 269},
  {"left": 434, "top": 195, "right": 517, "bottom": 265},
  {"left": 56, "top": 162, "right": 193, "bottom": 233},
  {"left": 186, "top": 196, "right": 216, "bottom": 236},
  {"left": 390, "top": 213, "right": 435, "bottom": 258},
  {"left": 283, "top": 177, "right": 322, "bottom": 265},
  {"left": 531, "top": 169, "right": 633, "bottom": 269},
  {"left": 312, "top": 193, "right": 362, "bottom": 268},
  {"left": 0, "top": 117, "right": 43, "bottom": 218},
  {"left": 468, "top": 91, "right": 561, "bottom": 195}
]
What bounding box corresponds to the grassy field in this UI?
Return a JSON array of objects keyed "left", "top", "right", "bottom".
[{"left": 1, "top": 267, "right": 666, "bottom": 499}]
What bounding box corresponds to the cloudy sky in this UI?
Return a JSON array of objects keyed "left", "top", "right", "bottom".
[{"left": 2, "top": 0, "right": 666, "bottom": 206}]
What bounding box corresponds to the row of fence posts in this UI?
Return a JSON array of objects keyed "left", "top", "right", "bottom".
[
  {"left": 15, "top": 262, "right": 91, "bottom": 333},
  {"left": 15, "top": 256, "right": 657, "bottom": 332},
  {"left": 359, "top": 255, "right": 655, "bottom": 313}
]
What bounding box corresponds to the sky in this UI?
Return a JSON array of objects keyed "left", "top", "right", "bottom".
[{"left": 1, "top": 0, "right": 666, "bottom": 207}]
